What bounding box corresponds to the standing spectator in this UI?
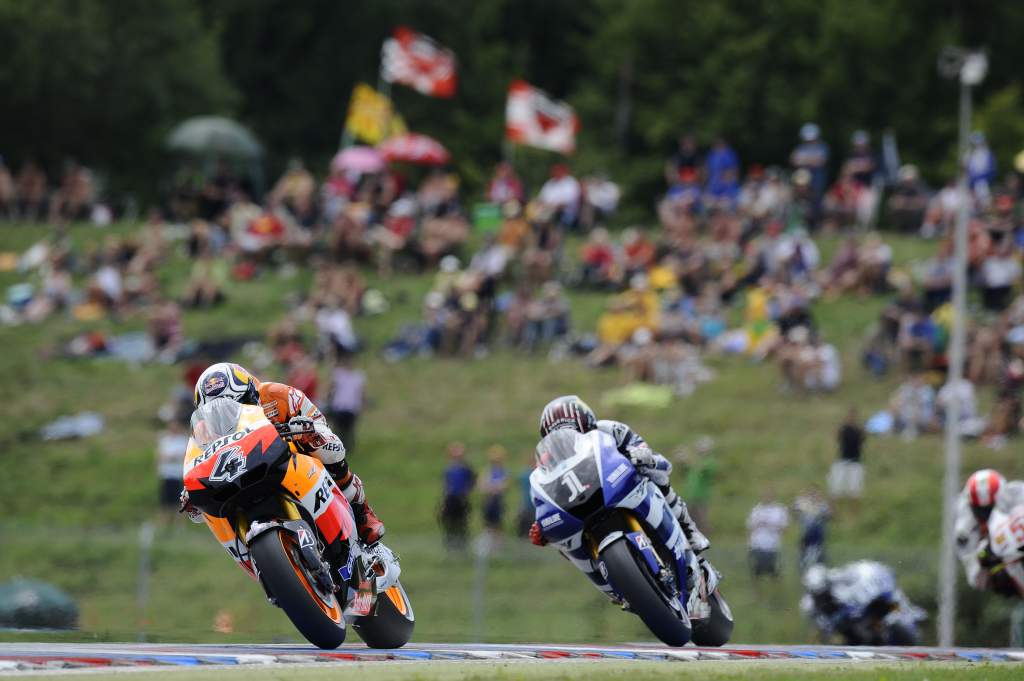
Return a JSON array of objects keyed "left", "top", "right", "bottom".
[
  {"left": 790, "top": 123, "right": 830, "bottom": 226},
  {"left": 680, "top": 436, "right": 717, "bottom": 532},
  {"left": 286, "top": 352, "right": 320, "bottom": 401},
  {"left": 325, "top": 355, "right": 366, "bottom": 454},
  {"left": 845, "top": 130, "right": 878, "bottom": 228},
  {"left": 15, "top": 161, "right": 48, "bottom": 222},
  {"left": 439, "top": 442, "right": 476, "bottom": 551},
  {"left": 793, "top": 486, "right": 831, "bottom": 569},
  {"left": 890, "top": 373, "right": 938, "bottom": 438},
  {"left": 829, "top": 408, "right": 865, "bottom": 510},
  {"left": 156, "top": 420, "right": 190, "bottom": 525},
  {"left": 537, "top": 164, "right": 581, "bottom": 230},
  {"left": 747, "top": 491, "right": 790, "bottom": 583},
  {"left": 479, "top": 445, "right": 509, "bottom": 549},
  {"left": 704, "top": 137, "right": 740, "bottom": 208},
  {"left": 886, "top": 165, "right": 930, "bottom": 233},
  {"left": 665, "top": 133, "right": 702, "bottom": 186},
  {"left": 0, "top": 156, "right": 14, "bottom": 219},
  {"left": 486, "top": 161, "right": 524, "bottom": 205},
  {"left": 979, "top": 239, "right": 1021, "bottom": 312},
  {"left": 966, "top": 131, "right": 996, "bottom": 207}
]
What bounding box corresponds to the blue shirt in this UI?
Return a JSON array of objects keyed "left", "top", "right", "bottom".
[
  {"left": 444, "top": 463, "right": 476, "bottom": 498},
  {"left": 705, "top": 145, "right": 739, "bottom": 198}
]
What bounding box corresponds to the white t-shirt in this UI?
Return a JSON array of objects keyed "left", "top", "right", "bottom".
[
  {"left": 747, "top": 502, "right": 790, "bottom": 551},
  {"left": 980, "top": 256, "right": 1021, "bottom": 288},
  {"left": 157, "top": 432, "right": 190, "bottom": 480},
  {"left": 818, "top": 344, "right": 841, "bottom": 390},
  {"left": 538, "top": 176, "right": 581, "bottom": 209},
  {"left": 316, "top": 307, "right": 357, "bottom": 351}
]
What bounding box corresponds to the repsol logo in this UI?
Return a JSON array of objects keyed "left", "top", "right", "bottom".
[
  {"left": 313, "top": 479, "right": 334, "bottom": 514},
  {"left": 203, "top": 427, "right": 254, "bottom": 456}
]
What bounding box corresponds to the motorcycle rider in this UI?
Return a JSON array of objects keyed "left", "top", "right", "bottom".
[
  {"left": 528, "top": 395, "right": 710, "bottom": 557},
  {"left": 956, "top": 468, "right": 1024, "bottom": 595},
  {"left": 180, "top": 362, "right": 385, "bottom": 544}
]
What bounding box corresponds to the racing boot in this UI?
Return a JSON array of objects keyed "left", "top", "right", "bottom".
[
  {"left": 661, "top": 486, "right": 710, "bottom": 553},
  {"left": 328, "top": 463, "right": 386, "bottom": 545}
]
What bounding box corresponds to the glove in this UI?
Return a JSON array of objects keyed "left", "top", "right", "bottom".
[
  {"left": 178, "top": 489, "right": 204, "bottom": 524},
  {"left": 529, "top": 521, "right": 549, "bottom": 546},
  {"left": 287, "top": 416, "right": 327, "bottom": 454},
  {"left": 629, "top": 447, "right": 671, "bottom": 486}
]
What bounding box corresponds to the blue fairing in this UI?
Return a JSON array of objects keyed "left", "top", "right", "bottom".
[
  {"left": 597, "top": 440, "right": 641, "bottom": 507},
  {"left": 533, "top": 497, "right": 584, "bottom": 543}
]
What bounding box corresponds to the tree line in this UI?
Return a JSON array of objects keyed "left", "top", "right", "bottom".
[{"left": 2, "top": 0, "right": 1023, "bottom": 211}]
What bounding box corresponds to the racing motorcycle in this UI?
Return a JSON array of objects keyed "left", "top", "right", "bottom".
[
  {"left": 801, "top": 561, "right": 925, "bottom": 646},
  {"left": 530, "top": 429, "right": 733, "bottom": 647},
  {"left": 983, "top": 504, "right": 1024, "bottom": 598},
  {"left": 183, "top": 398, "right": 414, "bottom": 649}
]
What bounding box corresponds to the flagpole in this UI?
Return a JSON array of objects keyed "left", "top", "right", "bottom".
[{"left": 378, "top": 45, "right": 393, "bottom": 142}]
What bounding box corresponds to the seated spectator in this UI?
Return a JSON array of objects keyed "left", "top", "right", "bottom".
[
  {"left": 919, "top": 242, "right": 955, "bottom": 312},
  {"left": 922, "top": 179, "right": 963, "bottom": 239},
  {"left": 978, "top": 239, "right": 1021, "bottom": 312},
  {"left": 622, "top": 228, "right": 656, "bottom": 280},
  {"left": 982, "top": 358, "right": 1024, "bottom": 449},
  {"left": 665, "top": 133, "right": 702, "bottom": 187},
  {"left": 49, "top": 160, "right": 96, "bottom": 223},
  {"left": 0, "top": 156, "right": 14, "bottom": 219},
  {"left": 316, "top": 297, "right": 359, "bottom": 358},
  {"left": 937, "top": 377, "right": 986, "bottom": 438},
  {"left": 579, "top": 227, "right": 618, "bottom": 288},
  {"left": 889, "top": 373, "right": 938, "bottom": 438},
  {"left": 15, "top": 160, "right": 48, "bottom": 222},
  {"left": 148, "top": 299, "right": 184, "bottom": 362},
  {"left": 886, "top": 165, "right": 929, "bottom": 233},
  {"left": 495, "top": 201, "right": 531, "bottom": 254},
  {"left": 897, "top": 304, "right": 938, "bottom": 372},
  {"left": 522, "top": 281, "right": 570, "bottom": 351}
]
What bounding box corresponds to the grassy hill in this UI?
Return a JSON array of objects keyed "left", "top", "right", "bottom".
[{"left": 0, "top": 222, "right": 1020, "bottom": 646}]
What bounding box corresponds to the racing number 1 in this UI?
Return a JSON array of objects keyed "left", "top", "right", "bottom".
[{"left": 560, "top": 470, "right": 588, "bottom": 502}]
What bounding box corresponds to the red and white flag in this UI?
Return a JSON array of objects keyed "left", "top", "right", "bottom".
[
  {"left": 505, "top": 80, "right": 579, "bottom": 155},
  {"left": 380, "top": 26, "right": 457, "bottom": 98}
]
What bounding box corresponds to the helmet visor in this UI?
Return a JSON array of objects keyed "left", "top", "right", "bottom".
[
  {"left": 535, "top": 429, "right": 585, "bottom": 472},
  {"left": 190, "top": 398, "right": 243, "bottom": 448}
]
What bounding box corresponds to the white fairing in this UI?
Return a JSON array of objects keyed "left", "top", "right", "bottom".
[{"left": 987, "top": 505, "right": 1024, "bottom": 597}]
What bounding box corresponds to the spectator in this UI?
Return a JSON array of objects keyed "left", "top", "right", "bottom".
[
  {"left": 486, "top": 161, "right": 524, "bottom": 205},
  {"left": 0, "top": 156, "right": 14, "bottom": 219},
  {"left": 156, "top": 420, "right": 189, "bottom": 525},
  {"left": 966, "top": 131, "right": 996, "bottom": 207},
  {"left": 286, "top": 352, "right": 319, "bottom": 401},
  {"left": 523, "top": 281, "right": 571, "bottom": 351},
  {"left": 937, "top": 377, "right": 986, "bottom": 438},
  {"left": 316, "top": 297, "right": 359, "bottom": 358},
  {"left": 680, "top": 436, "right": 717, "bottom": 532},
  {"left": 790, "top": 123, "right": 830, "bottom": 224},
  {"left": 515, "top": 451, "right": 536, "bottom": 538},
  {"left": 581, "top": 172, "right": 621, "bottom": 226},
  {"left": 747, "top": 491, "right": 790, "bottom": 583},
  {"left": 325, "top": 355, "right": 366, "bottom": 454},
  {"left": 439, "top": 442, "right": 476, "bottom": 551},
  {"left": 704, "top": 137, "right": 740, "bottom": 208},
  {"left": 979, "top": 239, "right": 1021, "bottom": 312},
  {"left": 829, "top": 408, "right": 865, "bottom": 509},
  {"left": 886, "top": 165, "right": 930, "bottom": 233},
  {"left": 479, "top": 445, "right": 509, "bottom": 548},
  {"left": 14, "top": 160, "right": 47, "bottom": 222},
  {"left": 537, "top": 164, "right": 581, "bottom": 230},
  {"left": 793, "top": 486, "right": 831, "bottom": 569},
  {"left": 890, "top": 373, "right": 938, "bottom": 439},
  {"left": 579, "top": 228, "right": 618, "bottom": 288},
  {"left": 982, "top": 358, "right": 1024, "bottom": 449},
  {"left": 665, "top": 133, "right": 702, "bottom": 187}
]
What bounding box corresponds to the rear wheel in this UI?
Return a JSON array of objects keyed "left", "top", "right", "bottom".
[
  {"left": 250, "top": 527, "right": 346, "bottom": 649},
  {"left": 353, "top": 581, "right": 415, "bottom": 648},
  {"left": 599, "top": 538, "right": 691, "bottom": 646},
  {"left": 691, "top": 589, "right": 734, "bottom": 646}
]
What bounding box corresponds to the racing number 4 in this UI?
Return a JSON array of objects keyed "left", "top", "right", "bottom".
[{"left": 560, "top": 470, "right": 588, "bottom": 502}]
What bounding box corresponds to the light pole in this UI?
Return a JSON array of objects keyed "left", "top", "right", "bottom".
[{"left": 936, "top": 47, "right": 987, "bottom": 649}]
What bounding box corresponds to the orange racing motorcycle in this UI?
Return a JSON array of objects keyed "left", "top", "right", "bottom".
[{"left": 183, "top": 398, "right": 414, "bottom": 649}]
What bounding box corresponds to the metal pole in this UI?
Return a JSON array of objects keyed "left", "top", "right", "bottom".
[{"left": 937, "top": 75, "right": 972, "bottom": 648}]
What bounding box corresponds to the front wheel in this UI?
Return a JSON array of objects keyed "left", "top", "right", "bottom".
[
  {"left": 600, "top": 538, "right": 691, "bottom": 646},
  {"left": 691, "top": 589, "right": 734, "bottom": 646},
  {"left": 353, "top": 581, "right": 415, "bottom": 649},
  {"left": 250, "top": 527, "right": 346, "bottom": 649}
]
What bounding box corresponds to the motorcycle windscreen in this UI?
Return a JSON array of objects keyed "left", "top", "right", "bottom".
[
  {"left": 534, "top": 430, "right": 603, "bottom": 513},
  {"left": 191, "top": 398, "right": 244, "bottom": 448}
]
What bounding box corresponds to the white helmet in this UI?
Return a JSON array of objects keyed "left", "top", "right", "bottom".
[{"left": 193, "top": 362, "right": 258, "bottom": 407}]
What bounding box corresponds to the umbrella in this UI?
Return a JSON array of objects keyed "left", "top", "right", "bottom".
[
  {"left": 331, "top": 146, "right": 386, "bottom": 174},
  {"left": 377, "top": 133, "right": 451, "bottom": 165},
  {"left": 166, "top": 116, "right": 263, "bottom": 158}
]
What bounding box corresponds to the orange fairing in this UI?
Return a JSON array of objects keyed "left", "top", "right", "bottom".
[
  {"left": 281, "top": 452, "right": 324, "bottom": 499},
  {"left": 384, "top": 586, "right": 409, "bottom": 616}
]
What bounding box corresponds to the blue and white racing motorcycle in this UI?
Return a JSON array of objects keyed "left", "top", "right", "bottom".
[{"left": 530, "top": 429, "right": 734, "bottom": 647}]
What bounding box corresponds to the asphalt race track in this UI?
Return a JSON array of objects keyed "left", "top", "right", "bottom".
[{"left": 0, "top": 641, "right": 1022, "bottom": 673}]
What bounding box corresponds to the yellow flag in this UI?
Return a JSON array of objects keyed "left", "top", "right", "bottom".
[{"left": 344, "top": 83, "right": 407, "bottom": 144}]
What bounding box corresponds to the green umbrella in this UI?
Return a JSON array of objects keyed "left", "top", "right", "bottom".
[{"left": 166, "top": 116, "right": 263, "bottom": 159}]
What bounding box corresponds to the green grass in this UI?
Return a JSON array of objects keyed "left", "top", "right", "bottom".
[
  {"left": 13, "top": 661, "right": 1024, "bottom": 681},
  {"left": 0, "top": 222, "right": 1021, "bottom": 646}
]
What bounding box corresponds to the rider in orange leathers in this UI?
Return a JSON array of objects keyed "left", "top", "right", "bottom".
[{"left": 181, "top": 362, "right": 385, "bottom": 544}]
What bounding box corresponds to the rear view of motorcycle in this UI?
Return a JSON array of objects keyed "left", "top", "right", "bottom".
[
  {"left": 183, "top": 398, "right": 414, "bottom": 649},
  {"left": 530, "top": 429, "right": 734, "bottom": 647}
]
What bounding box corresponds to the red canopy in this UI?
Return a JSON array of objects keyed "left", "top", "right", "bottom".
[{"left": 377, "top": 133, "right": 451, "bottom": 165}]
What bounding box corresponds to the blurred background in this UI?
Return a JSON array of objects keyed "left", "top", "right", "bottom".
[{"left": 1, "top": 0, "right": 1024, "bottom": 647}]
